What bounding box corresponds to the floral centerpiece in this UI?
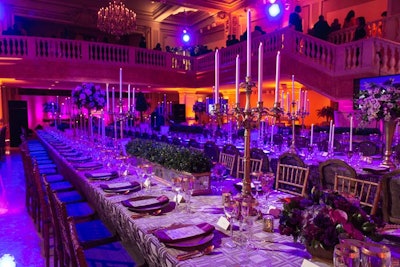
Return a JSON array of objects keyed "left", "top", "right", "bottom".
[
  {"left": 356, "top": 79, "right": 400, "bottom": 127},
  {"left": 72, "top": 83, "right": 106, "bottom": 110},
  {"left": 279, "top": 191, "right": 383, "bottom": 253},
  {"left": 193, "top": 101, "right": 206, "bottom": 113},
  {"left": 43, "top": 101, "right": 60, "bottom": 113},
  {"left": 356, "top": 79, "right": 400, "bottom": 167}
]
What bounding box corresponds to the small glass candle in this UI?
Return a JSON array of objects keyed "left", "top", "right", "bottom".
[{"left": 263, "top": 214, "right": 274, "bottom": 232}]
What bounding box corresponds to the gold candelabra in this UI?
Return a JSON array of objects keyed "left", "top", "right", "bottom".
[
  {"left": 233, "top": 76, "right": 269, "bottom": 197},
  {"left": 286, "top": 100, "right": 309, "bottom": 153}
]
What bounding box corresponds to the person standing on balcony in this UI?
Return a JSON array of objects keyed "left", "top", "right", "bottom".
[
  {"left": 289, "top": 5, "right": 303, "bottom": 32},
  {"left": 343, "top": 10, "right": 356, "bottom": 29},
  {"left": 330, "top": 18, "right": 341, "bottom": 32},
  {"left": 312, "top": 15, "right": 331, "bottom": 41},
  {"left": 353, "top": 16, "right": 367, "bottom": 41}
]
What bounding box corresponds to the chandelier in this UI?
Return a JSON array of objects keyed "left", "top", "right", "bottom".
[{"left": 97, "top": 1, "right": 137, "bottom": 37}]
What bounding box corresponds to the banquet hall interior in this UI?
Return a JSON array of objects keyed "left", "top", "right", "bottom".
[{"left": 1, "top": 0, "right": 400, "bottom": 266}]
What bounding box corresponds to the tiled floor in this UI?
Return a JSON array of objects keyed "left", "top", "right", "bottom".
[{"left": 0, "top": 150, "right": 45, "bottom": 267}]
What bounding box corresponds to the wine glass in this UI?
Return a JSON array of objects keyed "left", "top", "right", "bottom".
[
  {"left": 241, "top": 197, "right": 259, "bottom": 249},
  {"left": 261, "top": 172, "right": 275, "bottom": 210},
  {"left": 223, "top": 198, "right": 239, "bottom": 248},
  {"left": 171, "top": 177, "right": 182, "bottom": 212},
  {"left": 251, "top": 172, "right": 262, "bottom": 200},
  {"left": 182, "top": 176, "right": 195, "bottom": 213}
]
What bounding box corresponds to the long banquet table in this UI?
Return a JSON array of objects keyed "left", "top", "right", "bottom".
[{"left": 35, "top": 130, "right": 347, "bottom": 267}]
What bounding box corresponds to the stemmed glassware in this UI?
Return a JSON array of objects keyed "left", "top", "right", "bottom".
[
  {"left": 171, "top": 177, "right": 182, "bottom": 212},
  {"left": 182, "top": 176, "right": 195, "bottom": 213},
  {"left": 241, "top": 197, "right": 259, "bottom": 249},
  {"left": 260, "top": 172, "right": 275, "bottom": 211},
  {"left": 223, "top": 197, "right": 239, "bottom": 248}
]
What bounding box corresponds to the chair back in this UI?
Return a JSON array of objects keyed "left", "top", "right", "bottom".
[
  {"left": 221, "top": 143, "right": 239, "bottom": 156},
  {"left": 381, "top": 169, "right": 400, "bottom": 224},
  {"left": 203, "top": 141, "right": 219, "bottom": 162},
  {"left": 334, "top": 174, "right": 381, "bottom": 215},
  {"left": 68, "top": 217, "right": 88, "bottom": 267},
  {"left": 219, "top": 152, "right": 237, "bottom": 176},
  {"left": 250, "top": 148, "right": 270, "bottom": 173},
  {"left": 188, "top": 139, "right": 200, "bottom": 149},
  {"left": 319, "top": 159, "right": 356, "bottom": 190},
  {"left": 276, "top": 163, "right": 309, "bottom": 196},
  {"left": 278, "top": 152, "right": 306, "bottom": 167},
  {"left": 236, "top": 156, "right": 263, "bottom": 179}
]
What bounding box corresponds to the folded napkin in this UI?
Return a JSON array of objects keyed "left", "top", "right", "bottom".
[
  {"left": 61, "top": 151, "right": 82, "bottom": 157},
  {"left": 100, "top": 181, "right": 140, "bottom": 191},
  {"left": 122, "top": 195, "right": 169, "bottom": 209},
  {"left": 67, "top": 156, "right": 92, "bottom": 163},
  {"left": 74, "top": 162, "right": 103, "bottom": 171},
  {"left": 154, "top": 222, "right": 215, "bottom": 243},
  {"left": 84, "top": 170, "right": 118, "bottom": 179}
]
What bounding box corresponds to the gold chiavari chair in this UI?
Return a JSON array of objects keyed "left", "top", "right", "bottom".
[{"left": 275, "top": 162, "right": 309, "bottom": 197}]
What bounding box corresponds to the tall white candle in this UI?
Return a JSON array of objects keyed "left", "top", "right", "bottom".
[
  {"left": 310, "top": 124, "right": 314, "bottom": 146},
  {"left": 101, "top": 110, "right": 105, "bottom": 139},
  {"left": 328, "top": 119, "right": 333, "bottom": 144},
  {"left": 331, "top": 124, "right": 335, "bottom": 149},
  {"left": 235, "top": 54, "right": 240, "bottom": 104},
  {"left": 106, "top": 83, "right": 109, "bottom": 112},
  {"left": 132, "top": 87, "right": 136, "bottom": 112},
  {"left": 303, "top": 90, "right": 307, "bottom": 112},
  {"left": 258, "top": 42, "right": 263, "bottom": 103},
  {"left": 349, "top": 116, "right": 353, "bottom": 151},
  {"left": 119, "top": 68, "right": 122, "bottom": 101},
  {"left": 215, "top": 49, "right": 220, "bottom": 104},
  {"left": 281, "top": 91, "right": 284, "bottom": 110},
  {"left": 246, "top": 9, "right": 251, "bottom": 77},
  {"left": 287, "top": 92, "right": 290, "bottom": 114},
  {"left": 275, "top": 51, "right": 281, "bottom": 104},
  {"left": 112, "top": 87, "right": 115, "bottom": 114},
  {"left": 291, "top": 75, "right": 295, "bottom": 105},
  {"left": 127, "top": 84, "right": 130, "bottom": 111}
]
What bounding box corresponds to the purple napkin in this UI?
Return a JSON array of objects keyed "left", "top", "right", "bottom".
[
  {"left": 122, "top": 195, "right": 169, "bottom": 209},
  {"left": 154, "top": 222, "right": 215, "bottom": 243},
  {"left": 99, "top": 181, "right": 140, "bottom": 191}
]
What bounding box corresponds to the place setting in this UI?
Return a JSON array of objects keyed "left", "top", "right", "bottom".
[
  {"left": 65, "top": 155, "right": 93, "bottom": 163},
  {"left": 84, "top": 170, "right": 119, "bottom": 180},
  {"left": 121, "top": 195, "right": 172, "bottom": 218},
  {"left": 74, "top": 161, "right": 103, "bottom": 171},
  {"left": 99, "top": 181, "right": 141, "bottom": 197},
  {"left": 152, "top": 222, "right": 217, "bottom": 260}
]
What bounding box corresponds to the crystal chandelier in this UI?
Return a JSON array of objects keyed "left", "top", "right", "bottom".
[{"left": 97, "top": 1, "right": 137, "bottom": 37}]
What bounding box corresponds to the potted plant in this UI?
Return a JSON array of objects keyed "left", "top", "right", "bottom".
[
  {"left": 126, "top": 139, "right": 213, "bottom": 194},
  {"left": 317, "top": 106, "right": 334, "bottom": 124}
]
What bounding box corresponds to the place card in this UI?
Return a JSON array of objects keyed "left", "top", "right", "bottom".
[
  {"left": 129, "top": 198, "right": 160, "bottom": 208},
  {"left": 173, "top": 193, "right": 185, "bottom": 203},
  {"left": 108, "top": 182, "right": 132, "bottom": 189},
  {"left": 321, "top": 152, "right": 328, "bottom": 157},
  {"left": 217, "top": 216, "right": 230, "bottom": 231},
  {"left": 301, "top": 259, "right": 320, "bottom": 267}
]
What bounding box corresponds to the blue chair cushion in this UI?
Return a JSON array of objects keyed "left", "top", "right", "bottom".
[
  {"left": 76, "top": 219, "right": 115, "bottom": 244},
  {"left": 66, "top": 202, "right": 95, "bottom": 219},
  {"left": 46, "top": 174, "right": 65, "bottom": 183},
  {"left": 50, "top": 181, "right": 74, "bottom": 192},
  {"left": 57, "top": 190, "right": 84, "bottom": 203}
]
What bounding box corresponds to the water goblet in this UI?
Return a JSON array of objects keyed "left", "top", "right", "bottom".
[
  {"left": 182, "top": 176, "right": 195, "bottom": 213},
  {"left": 171, "top": 177, "right": 183, "bottom": 212},
  {"left": 223, "top": 198, "right": 239, "bottom": 248},
  {"left": 241, "top": 197, "right": 259, "bottom": 249}
]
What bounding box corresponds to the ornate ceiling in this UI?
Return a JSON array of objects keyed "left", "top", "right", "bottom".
[{"left": 4, "top": 0, "right": 258, "bottom": 29}]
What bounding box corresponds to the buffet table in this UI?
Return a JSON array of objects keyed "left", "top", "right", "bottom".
[{"left": 36, "top": 130, "right": 335, "bottom": 267}]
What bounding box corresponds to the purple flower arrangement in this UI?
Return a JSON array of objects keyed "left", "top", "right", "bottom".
[
  {"left": 278, "top": 191, "right": 383, "bottom": 251},
  {"left": 72, "top": 83, "right": 106, "bottom": 110},
  {"left": 356, "top": 79, "right": 400, "bottom": 127},
  {"left": 193, "top": 101, "right": 206, "bottom": 113}
]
